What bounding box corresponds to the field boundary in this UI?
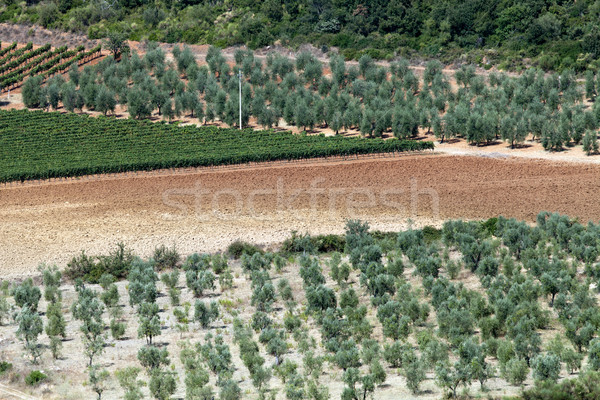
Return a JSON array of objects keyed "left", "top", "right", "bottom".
[{"left": 0, "top": 149, "right": 436, "bottom": 189}]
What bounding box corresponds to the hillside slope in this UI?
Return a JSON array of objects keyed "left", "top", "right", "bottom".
[{"left": 2, "top": 0, "right": 600, "bottom": 71}]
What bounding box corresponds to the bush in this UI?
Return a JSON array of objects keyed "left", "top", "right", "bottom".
[
  {"left": 25, "top": 370, "right": 47, "bottom": 386},
  {"left": 481, "top": 217, "right": 499, "bottom": 236},
  {"left": 280, "top": 231, "right": 317, "bottom": 254},
  {"left": 422, "top": 226, "right": 442, "bottom": 243},
  {"left": 523, "top": 370, "right": 600, "bottom": 400},
  {"left": 0, "top": 361, "right": 12, "bottom": 375},
  {"left": 506, "top": 358, "right": 529, "bottom": 386},
  {"left": 65, "top": 243, "right": 134, "bottom": 283},
  {"left": 153, "top": 245, "right": 180, "bottom": 270},
  {"left": 531, "top": 353, "right": 561, "bottom": 383},
  {"left": 226, "top": 240, "right": 263, "bottom": 259},
  {"left": 64, "top": 250, "right": 97, "bottom": 281},
  {"left": 311, "top": 234, "right": 346, "bottom": 253}
]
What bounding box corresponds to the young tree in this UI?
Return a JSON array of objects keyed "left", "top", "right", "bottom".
[
  {"left": 16, "top": 306, "right": 43, "bottom": 363},
  {"left": 12, "top": 278, "right": 41, "bottom": 312},
  {"left": 47, "top": 82, "right": 62, "bottom": 110},
  {"left": 149, "top": 370, "right": 177, "bottom": 400},
  {"left": 184, "top": 256, "right": 216, "bottom": 297},
  {"left": 194, "top": 300, "right": 219, "bottom": 329},
  {"left": 88, "top": 365, "right": 110, "bottom": 400},
  {"left": 69, "top": 62, "right": 80, "bottom": 86},
  {"left": 251, "top": 282, "right": 277, "bottom": 312},
  {"left": 160, "top": 270, "right": 180, "bottom": 306},
  {"left": 531, "top": 353, "right": 561, "bottom": 383},
  {"left": 505, "top": 358, "right": 529, "bottom": 386},
  {"left": 180, "top": 343, "right": 213, "bottom": 399},
  {"left": 22, "top": 76, "right": 44, "bottom": 108},
  {"left": 115, "top": 366, "right": 145, "bottom": 400},
  {"left": 435, "top": 360, "right": 472, "bottom": 398},
  {"left": 138, "top": 302, "right": 161, "bottom": 345},
  {"left": 46, "top": 301, "right": 66, "bottom": 359},
  {"left": 294, "top": 98, "right": 315, "bottom": 132},
  {"left": 175, "top": 45, "right": 196, "bottom": 76},
  {"left": 138, "top": 345, "right": 170, "bottom": 371},
  {"left": 587, "top": 338, "right": 600, "bottom": 370},
  {"left": 403, "top": 355, "right": 426, "bottom": 394},
  {"left": 585, "top": 70, "right": 596, "bottom": 100},
  {"left": 128, "top": 259, "right": 158, "bottom": 307},
  {"left": 582, "top": 130, "right": 599, "bottom": 155},
  {"left": 40, "top": 264, "right": 62, "bottom": 302},
  {"left": 71, "top": 284, "right": 106, "bottom": 366},
  {"left": 127, "top": 86, "right": 154, "bottom": 119},
  {"left": 61, "top": 82, "right": 83, "bottom": 112}
]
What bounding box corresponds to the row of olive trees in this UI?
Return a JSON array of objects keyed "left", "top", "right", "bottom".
[{"left": 20, "top": 44, "right": 600, "bottom": 154}]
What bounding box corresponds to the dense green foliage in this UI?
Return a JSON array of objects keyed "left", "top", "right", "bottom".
[
  {"left": 0, "top": 109, "right": 430, "bottom": 183},
  {"left": 25, "top": 370, "right": 47, "bottom": 386},
  {"left": 7, "top": 0, "right": 600, "bottom": 70}
]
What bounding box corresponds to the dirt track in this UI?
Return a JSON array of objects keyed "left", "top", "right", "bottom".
[{"left": 2, "top": 153, "right": 600, "bottom": 276}]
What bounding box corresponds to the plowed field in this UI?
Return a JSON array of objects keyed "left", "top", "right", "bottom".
[{"left": 2, "top": 153, "right": 600, "bottom": 276}]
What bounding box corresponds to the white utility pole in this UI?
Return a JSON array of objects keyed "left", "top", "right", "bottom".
[{"left": 238, "top": 69, "right": 242, "bottom": 130}]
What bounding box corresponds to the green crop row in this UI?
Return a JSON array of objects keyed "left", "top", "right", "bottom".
[{"left": 0, "top": 109, "right": 433, "bottom": 182}]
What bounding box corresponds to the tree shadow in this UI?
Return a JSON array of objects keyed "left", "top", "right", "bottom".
[
  {"left": 508, "top": 143, "right": 532, "bottom": 149},
  {"left": 441, "top": 138, "right": 461, "bottom": 144},
  {"left": 470, "top": 140, "right": 502, "bottom": 147}
]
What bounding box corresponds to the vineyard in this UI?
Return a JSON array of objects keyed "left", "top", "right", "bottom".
[
  {"left": 0, "top": 109, "right": 432, "bottom": 183},
  {"left": 0, "top": 41, "right": 101, "bottom": 91}
]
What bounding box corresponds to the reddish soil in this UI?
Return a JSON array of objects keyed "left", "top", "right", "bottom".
[{"left": 2, "top": 153, "right": 600, "bottom": 276}]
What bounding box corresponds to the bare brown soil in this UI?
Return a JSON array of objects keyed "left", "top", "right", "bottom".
[{"left": 2, "top": 153, "right": 600, "bottom": 277}]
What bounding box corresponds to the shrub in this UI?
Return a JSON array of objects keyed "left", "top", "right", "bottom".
[
  {"left": 65, "top": 243, "right": 134, "bottom": 283},
  {"left": 280, "top": 231, "right": 317, "bottom": 254},
  {"left": 532, "top": 353, "right": 561, "bottom": 383},
  {"left": 64, "top": 250, "right": 97, "bottom": 281},
  {"left": 506, "top": 358, "right": 529, "bottom": 386},
  {"left": 116, "top": 367, "right": 145, "bottom": 400},
  {"left": 481, "top": 217, "right": 499, "bottom": 236},
  {"left": 422, "top": 226, "right": 442, "bottom": 243},
  {"left": 226, "top": 240, "right": 263, "bottom": 259},
  {"left": 153, "top": 245, "right": 180, "bottom": 270},
  {"left": 96, "top": 242, "right": 135, "bottom": 281},
  {"left": 194, "top": 300, "right": 219, "bottom": 328},
  {"left": 149, "top": 370, "right": 177, "bottom": 400},
  {"left": 110, "top": 319, "right": 126, "bottom": 340},
  {"left": 312, "top": 234, "right": 346, "bottom": 253},
  {"left": 25, "top": 370, "right": 47, "bottom": 386},
  {"left": 522, "top": 370, "right": 600, "bottom": 400},
  {"left": 0, "top": 361, "right": 12, "bottom": 375}
]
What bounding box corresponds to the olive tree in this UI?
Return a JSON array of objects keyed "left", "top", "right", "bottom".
[
  {"left": 46, "top": 301, "right": 66, "bottom": 359},
  {"left": 116, "top": 366, "right": 145, "bottom": 400},
  {"left": 531, "top": 352, "right": 561, "bottom": 383},
  {"left": 138, "top": 302, "right": 161, "bottom": 345},
  {"left": 13, "top": 278, "right": 41, "bottom": 312},
  {"left": 71, "top": 283, "right": 106, "bottom": 366},
  {"left": 16, "top": 306, "right": 43, "bottom": 363}
]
